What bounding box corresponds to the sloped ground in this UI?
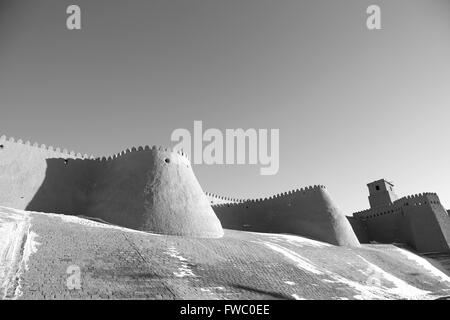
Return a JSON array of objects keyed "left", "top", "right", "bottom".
[{"left": 1, "top": 206, "right": 450, "bottom": 300}]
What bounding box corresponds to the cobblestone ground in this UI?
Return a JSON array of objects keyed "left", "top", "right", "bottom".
[{"left": 1, "top": 207, "right": 450, "bottom": 300}]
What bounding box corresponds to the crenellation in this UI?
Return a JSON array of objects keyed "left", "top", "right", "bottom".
[
  {"left": 394, "top": 192, "right": 440, "bottom": 208},
  {"left": 209, "top": 184, "right": 329, "bottom": 209},
  {"left": 0, "top": 134, "right": 223, "bottom": 238},
  {"left": 351, "top": 179, "right": 450, "bottom": 253}
]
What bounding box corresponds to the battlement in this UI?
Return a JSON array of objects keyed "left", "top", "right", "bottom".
[
  {"left": 394, "top": 193, "right": 440, "bottom": 207},
  {"left": 0, "top": 134, "right": 191, "bottom": 164},
  {"left": 353, "top": 192, "right": 442, "bottom": 220},
  {"left": 210, "top": 185, "right": 328, "bottom": 208},
  {"left": 205, "top": 192, "right": 246, "bottom": 206},
  {"left": 353, "top": 206, "right": 401, "bottom": 220},
  {"left": 0, "top": 134, "right": 87, "bottom": 159},
  {"left": 353, "top": 208, "right": 373, "bottom": 217},
  {"left": 92, "top": 145, "right": 190, "bottom": 164}
]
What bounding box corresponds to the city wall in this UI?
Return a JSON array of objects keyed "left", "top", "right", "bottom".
[
  {"left": 353, "top": 193, "right": 450, "bottom": 253},
  {"left": 0, "top": 135, "right": 223, "bottom": 238},
  {"left": 211, "top": 185, "right": 360, "bottom": 247}
]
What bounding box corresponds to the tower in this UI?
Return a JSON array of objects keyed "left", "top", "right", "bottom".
[{"left": 367, "top": 179, "right": 398, "bottom": 208}]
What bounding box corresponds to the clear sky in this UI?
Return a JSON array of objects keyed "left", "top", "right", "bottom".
[{"left": 1, "top": 0, "right": 450, "bottom": 214}]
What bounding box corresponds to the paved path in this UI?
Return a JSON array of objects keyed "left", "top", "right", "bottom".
[{"left": 1, "top": 206, "right": 450, "bottom": 300}]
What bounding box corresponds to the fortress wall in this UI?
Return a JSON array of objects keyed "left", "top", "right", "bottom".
[
  {"left": 395, "top": 193, "right": 450, "bottom": 252},
  {"left": 205, "top": 192, "right": 245, "bottom": 206},
  {"left": 213, "top": 186, "right": 360, "bottom": 247},
  {"left": 346, "top": 216, "right": 370, "bottom": 243},
  {"left": 0, "top": 137, "right": 223, "bottom": 238},
  {"left": 357, "top": 206, "right": 403, "bottom": 244},
  {"left": 25, "top": 158, "right": 95, "bottom": 215},
  {"left": 0, "top": 136, "right": 87, "bottom": 210},
  {"left": 353, "top": 193, "right": 450, "bottom": 252},
  {"left": 85, "top": 147, "right": 157, "bottom": 229},
  {"left": 438, "top": 205, "right": 450, "bottom": 245},
  {"left": 401, "top": 201, "right": 449, "bottom": 253},
  {"left": 366, "top": 211, "right": 402, "bottom": 243},
  {"left": 88, "top": 147, "right": 223, "bottom": 237}
]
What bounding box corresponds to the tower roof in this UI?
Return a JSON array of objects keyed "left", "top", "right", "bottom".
[{"left": 367, "top": 179, "right": 394, "bottom": 188}]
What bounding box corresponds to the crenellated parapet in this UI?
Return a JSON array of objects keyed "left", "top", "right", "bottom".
[
  {"left": 98, "top": 146, "right": 191, "bottom": 165},
  {"left": 353, "top": 208, "right": 372, "bottom": 220},
  {"left": 0, "top": 134, "right": 89, "bottom": 159},
  {"left": 353, "top": 192, "right": 443, "bottom": 221},
  {"left": 394, "top": 193, "right": 441, "bottom": 207},
  {"left": 351, "top": 180, "right": 450, "bottom": 253},
  {"left": 205, "top": 192, "right": 246, "bottom": 206},
  {"left": 210, "top": 185, "right": 328, "bottom": 208},
  {"left": 0, "top": 134, "right": 192, "bottom": 166},
  {"left": 97, "top": 145, "right": 191, "bottom": 163}
]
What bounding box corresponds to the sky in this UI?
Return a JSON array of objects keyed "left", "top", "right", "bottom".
[{"left": 1, "top": 0, "right": 450, "bottom": 214}]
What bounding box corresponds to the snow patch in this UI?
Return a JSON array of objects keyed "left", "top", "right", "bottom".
[
  {"left": 358, "top": 256, "right": 431, "bottom": 298},
  {"left": 321, "top": 256, "right": 433, "bottom": 300},
  {"left": 395, "top": 248, "right": 450, "bottom": 284},
  {"left": 53, "top": 213, "right": 162, "bottom": 236},
  {"left": 0, "top": 205, "right": 162, "bottom": 236},
  {"left": 13, "top": 227, "right": 41, "bottom": 299},
  {"left": 165, "top": 246, "right": 197, "bottom": 278},
  {"left": 0, "top": 208, "right": 39, "bottom": 299},
  {"left": 260, "top": 241, "right": 323, "bottom": 275},
  {"left": 22, "top": 229, "right": 40, "bottom": 271},
  {"left": 257, "top": 237, "right": 440, "bottom": 300},
  {"left": 255, "top": 232, "right": 330, "bottom": 248}
]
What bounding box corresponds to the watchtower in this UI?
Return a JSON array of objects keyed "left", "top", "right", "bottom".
[{"left": 367, "top": 179, "right": 398, "bottom": 208}]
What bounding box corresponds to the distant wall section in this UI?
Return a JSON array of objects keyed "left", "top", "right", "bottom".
[
  {"left": 353, "top": 193, "right": 450, "bottom": 253},
  {"left": 212, "top": 185, "right": 360, "bottom": 247}
]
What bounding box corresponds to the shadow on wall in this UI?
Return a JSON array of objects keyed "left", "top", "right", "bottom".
[
  {"left": 23, "top": 149, "right": 224, "bottom": 238},
  {"left": 25, "top": 156, "right": 151, "bottom": 230},
  {"left": 23, "top": 156, "right": 172, "bottom": 230},
  {"left": 25, "top": 158, "right": 96, "bottom": 219}
]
